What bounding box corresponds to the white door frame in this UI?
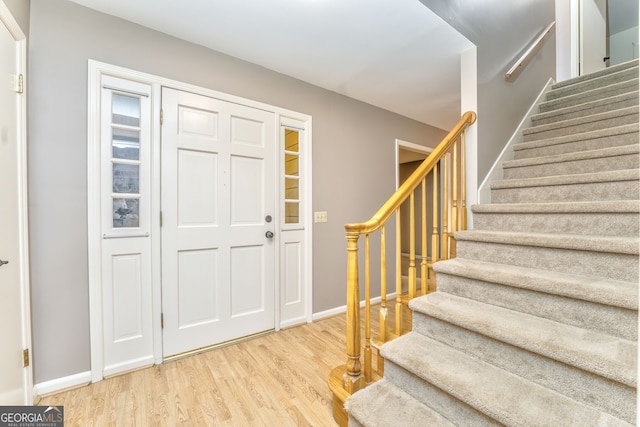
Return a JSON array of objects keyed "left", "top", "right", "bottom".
[
  {"left": 0, "top": 0, "right": 32, "bottom": 404},
  {"left": 87, "top": 61, "right": 312, "bottom": 381},
  {"left": 395, "top": 139, "right": 433, "bottom": 190}
]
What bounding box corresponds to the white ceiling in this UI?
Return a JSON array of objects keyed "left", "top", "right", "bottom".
[{"left": 69, "top": 0, "right": 473, "bottom": 130}]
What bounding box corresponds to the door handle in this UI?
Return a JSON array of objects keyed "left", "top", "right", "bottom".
[
  {"left": 265, "top": 231, "right": 274, "bottom": 239},
  {"left": 0, "top": 259, "right": 8, "bottom": 267}
]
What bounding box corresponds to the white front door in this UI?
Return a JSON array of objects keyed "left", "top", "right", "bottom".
[
  {"left": 0, "top": 4, "right": 30, "bottom": 404},
  {"left": 580, "top": 0, "right": 608, "bottom": 74},
  {"left": 161, "top": 88, "right": 276, "bottom": 357}
]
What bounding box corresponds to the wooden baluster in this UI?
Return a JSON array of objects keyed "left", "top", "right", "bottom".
[
  {"left": 395, "top": 211, "right": 403, "bottom": 336},
  {"left": 460, "top": 133, "right": 467, "bottom": 231},
  {"left": 420, "top": 178, "right": 428, "bottom": 296},
  {"left": 379, "top": 225, "right": 388, "bottom": 342},
  {"left": 364, "top": 234, "right": 371, "bottom": 383},
  {"left": 408, "top": 192, "right": 416, "bottom": 300},
  {"left": 378, "top": 225, "right": 387, "bottom": 376},
  {"left": 442, "top": 155, "right": 450, "bottom": 261},
  {"left": 451, "top": 141, "right": 458, "bottom": 259},
  {"left": 344, "top": 232, "right": 364, "bottom": 394},
  {"left": 430, "top": 163, "right": 439, "bottom": 293}
]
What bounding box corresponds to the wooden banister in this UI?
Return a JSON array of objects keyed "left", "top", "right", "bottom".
[
  {"left": 329, "top": 111, "right": 476, "bottom": 426},
  {"left": 344, "top": 111, "right": 476, "bottom": 235}
]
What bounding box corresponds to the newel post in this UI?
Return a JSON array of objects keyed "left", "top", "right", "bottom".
[{"left": 344, "top": 231, "right": 365, "bottom": 394}]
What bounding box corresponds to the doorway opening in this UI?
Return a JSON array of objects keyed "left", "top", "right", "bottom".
[
  {"left": 579, "top": 0, "right": 639, "bottom": 75},
  {"left": 395, "top": 140, "right": 433, "bottom": 292}
]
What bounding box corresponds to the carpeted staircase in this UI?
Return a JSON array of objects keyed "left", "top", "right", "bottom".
[{"left": 345, "top": 60, "right": 639, "bottom": 426}]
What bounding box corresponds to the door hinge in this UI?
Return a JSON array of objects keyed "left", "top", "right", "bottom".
[
  {"left": 23, "top": 349, "right": 29, "bottom": 367},
  {"left": 160, "top": 211, "right": 163, "bottom": 227},
  {"left": 160, "top": 108, "right": 163, "bottom": 125},
  {"left": 161, "top": 313, "right": 164, "bottom": 329},
  {"left": 14, "top": 74, "right": 24, "bottom": 94}
]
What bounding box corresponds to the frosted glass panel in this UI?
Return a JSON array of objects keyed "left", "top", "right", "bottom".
[
  {"left": 113, "top": 198, "right": 139, "bottom": 228},
  {"left": 112, "top": 93, "right": 140, "bottom": 127},
  {"left": 113, "top": 163, "right": 140, "bottom": 193},
  {"left": 112, "top": 128, "right": 140, "bottom": 160}
]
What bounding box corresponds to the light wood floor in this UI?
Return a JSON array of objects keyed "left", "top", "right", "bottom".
[{"left": 38, "top": 314, "right": 350, "bottom": 426}]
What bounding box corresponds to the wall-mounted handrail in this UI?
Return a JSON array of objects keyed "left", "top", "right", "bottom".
[{"left": 505, "top": 21, "right": 556, "bottom": 81}]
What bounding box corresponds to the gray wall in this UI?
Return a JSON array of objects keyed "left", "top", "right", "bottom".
[
  {"left": 419, "top": 0, "right": 556, "bottom": 183},
  {"left": 27, "top": 0, "right": 447, "bottom": 383}
]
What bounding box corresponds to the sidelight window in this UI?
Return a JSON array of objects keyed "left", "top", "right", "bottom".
[{"left": 284, "top": 129, "right": 300, "bottom": 225}]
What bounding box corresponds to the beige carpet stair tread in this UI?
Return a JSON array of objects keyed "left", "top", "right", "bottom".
[
  {"left": 491, "top": 168, "right": 640, "bottom": 189},
  {"left": 433, "top": 258, "right": 638, "bottom": 309},
  {"left": 381, "top": 332, "right": 633, "bottom": 426},
  {"left": 531, "top": 90, "right": 639, "bottom": 125},
  {"left": 472, "top": 200, "right": 640, "bottom": 214},
  {"left": 345, "top": 379, "right": 456, "bottom": 427},
  {"left": 523, "top": 105, "right": 639, "bottom": 139},
  {"left": 551, "top": 59, "right": 637, "bottom": 89},
  {"left": 547, "top": 66, "right": 639, "bottom": 100},
  {"left": 539, "top": 79, "right": 639, "bottom": 113},
  {"left": 408, "top": 293, "right": 637, "bottom": 387},
  {"left": 502, "top": 144, "right": 639, "bottom": 170},
  {"left": 454, "top": 230, "right": 639, "bottom": 255},
  {"left": 513, "top": 123, "right": 639, "bottom": 154}
]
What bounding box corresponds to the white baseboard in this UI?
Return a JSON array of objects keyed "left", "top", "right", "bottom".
[
  {"left": 33, "top": 371, "right": 91, "bottom": 398},
  {"left": 312, "top": 293, "right": 397, "bottom": 321},
  {"left": 103, "top": 355, "right": 154, "bottom": 378}
]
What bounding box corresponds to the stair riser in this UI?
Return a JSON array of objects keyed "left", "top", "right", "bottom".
[
  {"left": 436, "top": 274, "right": 637, "bottom": 340},
  {"left": 523, "top": 110, "right": 639, "bottom": 142},
  {"left": 455, "top": 240, "right": 639, "bottom": 282},
  {"left": 503, "top": 152, "right": 639, "bottom": 179},
  {"left": 491, "top": 179, "right": 640, "bottom": 204},
  {"left": 513, "top": 128, "right": 639, "bottom": 160},
  {"left": 410, "top": 314, "right": 637, "bottom": 424},
  {"left": 472, "top": 211, "right": 639, "bottom": 237},
  {"left": 532, "top": 93, "right": 639, "bottom": 126},
  {"left": 383, "top": 362, "right": 502, "bottom": 427},
  {"left": 547, "top": 68, "right": 639, "bottom": 100},
  {"left": 540, "top": 79, "right": 639, "bottom": 113}
]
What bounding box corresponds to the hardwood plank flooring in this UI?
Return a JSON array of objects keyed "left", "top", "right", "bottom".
[{"left": 38, "top": 314, "right": 350, "bottom": 426}]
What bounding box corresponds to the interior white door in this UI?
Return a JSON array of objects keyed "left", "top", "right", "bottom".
[
  {"left": 580, "top": 0, "right": 608, "bottom": 74},
  {"left": 0, "top": 9, "right": 28, "bottom": 404},
  {"left": 161, "top": 88, "right": 276, "bottom": 357}
]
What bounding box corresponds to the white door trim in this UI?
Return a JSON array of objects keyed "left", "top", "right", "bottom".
[
  {"left": 87, "top": 60, "right": 312, "bottom": 381},
  {"left": 0, "top": 0, "right": 32, "bottom": 404}
]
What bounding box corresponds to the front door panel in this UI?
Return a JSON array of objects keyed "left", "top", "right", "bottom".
[{"left": 161, "top": 88, "right": 275, "bottom": 357}]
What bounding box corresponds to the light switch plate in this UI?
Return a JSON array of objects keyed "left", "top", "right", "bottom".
[{"left": 314, "top": 211, "right": 328, "bottom": 223}]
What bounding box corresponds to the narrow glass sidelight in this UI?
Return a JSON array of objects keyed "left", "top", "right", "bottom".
[
  {"left": 109, "top": 91, "right": 143, "bottom": 229},
  {"left": 284, "top": 129, "right": 300, "bottom": 225}
]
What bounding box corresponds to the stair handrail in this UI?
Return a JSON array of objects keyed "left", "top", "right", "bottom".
[
  {"left": 331, "top": 111, "right": 476, "bottom": 425},
  {"left": 345, "top": 111, "right": 477, "bottom": 235}
]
